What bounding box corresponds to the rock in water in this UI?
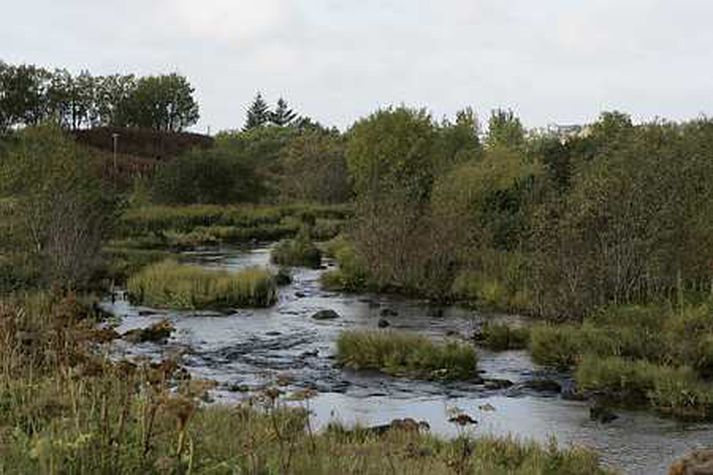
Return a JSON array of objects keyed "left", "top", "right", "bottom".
[
  {"left": 669, "top": 448, "right": 713, "bottom": 475},
  {"left": 312, "top": 309, "right": 340, "bottom": 320},
  {"left": 378, "top": 318, "right": 390, "bottom": 328},
  {"left": 123, "top": 319, "right": 174, "bottom": 344},
  {"left": 589, "top": 403, "right": 618, "bottom": 424},
  {"left": 380, "top": 308, "right": 398, "bottom": 317}
]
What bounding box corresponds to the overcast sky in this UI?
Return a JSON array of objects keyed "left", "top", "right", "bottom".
[{"left": 3, "top": 0, "right": 713, "bottom": 132}]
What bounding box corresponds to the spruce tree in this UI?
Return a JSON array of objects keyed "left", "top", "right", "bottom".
[
  {"left": 270, "top": 97, "right": 297, "bottom": 126},
  {"left": 244, "top": 92, "right": 270, "bottom": 130}
]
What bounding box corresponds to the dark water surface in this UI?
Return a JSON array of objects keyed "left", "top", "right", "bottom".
[{"left": 102, "top": 247, "right": 713, "bottom": 475}]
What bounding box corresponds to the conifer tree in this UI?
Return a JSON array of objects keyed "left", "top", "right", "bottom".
[
  {"left": 270, "top": 97, "right": 297, "bottom": 126},
  {"left": 244, "top": 92, "right": 270, "bottom": 130}
]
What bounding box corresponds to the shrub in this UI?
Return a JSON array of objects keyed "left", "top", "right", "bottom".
[
  {"left": 476, "top": 322, "right": 529, "bottom": 351},
  {"left": 336, "top": 330, "right": 477, "bottom": 381},
  {"left": 271, "top": 231, "right": 322, "bottom": 268},
  {"left": 127, "top": 260, "right": 277, "bottom": 309},
  {"left": 321, "top": 238, "right": 372, "bottom": 291}
]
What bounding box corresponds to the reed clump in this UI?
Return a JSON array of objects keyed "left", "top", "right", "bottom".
[
  {"left": 127, "top": 260, "right": 277, "bottom": 309},
  {"left": 336, "top": 329, "right": 477, "bottom": 381}
]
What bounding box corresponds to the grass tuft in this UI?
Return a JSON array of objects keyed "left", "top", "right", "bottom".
[
  {"left": 336, "top": 330, "right": 477, "bottom": 381},
  {"left": 127, "top": 260, "right": 277, "bottom": 309}
]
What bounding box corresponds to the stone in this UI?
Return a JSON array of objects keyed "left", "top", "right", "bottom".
[
  {"left": 669, "top": 448, "right": 713, "bottom": 475},
  {"left": 378, "top": 318, "right": 390, "bottom": 328},
  {"left": 380, "top": 308, "right": 398, "bottom": 317},
  {"left": 524, "top": 378, "right": 562, "bottom": 393},
  {"left": 483, "top": 378, "right": 514, "bottom": 390},
  {"left": 123, "top": 319, "right": 174, "bottom": 344},
  {"left": 311, "top": 309, "right": 340, "bottom": 320},
  {"left": 589, "top": 403, "right": 618, "bottom": 424}
]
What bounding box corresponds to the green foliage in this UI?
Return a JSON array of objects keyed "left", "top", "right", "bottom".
[
  {"left": 279, "top": 129, "right": 350, "bottom": 204},
  {"left": 244, "top": 91, "right": 270, "bottom": 130},
  {"left": 347, "top": 106, "right": 436, "bottom": 203},
  {"left": 337, "top": 330, "right": 478, "bottom": 381},
  {"left": 270, "top": 97, "right": 297, "bottom": 126},
  {"left": 486, "top": 108, "right": 525, "bottom": 149},
  {"left": 120, "top": 73, "right": 199, "bottom": 131},
  {"left": 321, "top": 238, "right": 372, "bottom": 291},
  {"left": 529, "top": 324, "right": 582, "bottom": 369},
  {"left": 127, "top": 260, "right": 277, "bottom": 309},
  {"left": 271, "top": 230, "right": 322, "bottom": 268},
  {"left": 151, "top": 146, "right": 263, "bottom": 205},
  {"left": 0, "top": 61, "right": 199, "bottom": 132},
  {"left": 0, "top": 126, "right": 117, "bottom": 289}
]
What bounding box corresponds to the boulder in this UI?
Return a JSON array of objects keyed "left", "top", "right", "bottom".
[
  {"left": 312, "top": 309, "right": 340, "bottom": 320},
  {"left": 589, "top": 403, "right": 618, "bottom": 424},
  {"left": 274, "top": 268, "right": 292, "bottom": 286},
  {"left": 483, "top": 378, "right": 514, "bottom": 390},
  {"left": 378, "top": 318, "right": 390, "bottom": 328},
  {"left": 123, "top": 319, "right": 174, "bottom": 344},
  {"left": 669, "top": 448, "right": 713, "bottom": 475},
  {"left": 380, "top": 308, "right": 398, "bottom": 317},
  {"left": 524, "top": 378, "right": 562, "bottom": 393}
]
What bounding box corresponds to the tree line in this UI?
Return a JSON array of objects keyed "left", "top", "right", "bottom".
[{"left": 0, "top": 62, "right": 199, "bottom": 132}]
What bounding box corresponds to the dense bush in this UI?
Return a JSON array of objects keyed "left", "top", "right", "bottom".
[
  {"left": 0, "top": 126, "right": 117, "bottom": 289},
  {"left": 151, "top": 147, "right": 263, "bottom": 205}
]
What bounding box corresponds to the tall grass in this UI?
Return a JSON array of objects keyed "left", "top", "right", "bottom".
[
  {"left": 127, "top": 260, "right": 277, "bottom": 309},
  {"left": 337, "top": 330, "right": 477, "bottom": 381},
  {"left": 117, "top": 203, "right": 352, "bottom": 238}
]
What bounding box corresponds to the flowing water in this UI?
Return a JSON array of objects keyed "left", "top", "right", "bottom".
[{"left": 101, "top": 246, "right": 713, "bottom": 474}]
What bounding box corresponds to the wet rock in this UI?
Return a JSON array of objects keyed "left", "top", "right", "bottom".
[
  {"left": 446, "top": 330, "right": 461, "bottom": 338},
  {"left": 380, "top": 308, "right": 398, "bottom": 317},
  {"left": 669, "top": 448, "right": 713, "bottom": 475},
  {"left": 448, "top": 413, "right": 477, "bottom": 426},
  {"left": 123, "top": 319, "right": 174, "bottom": 344},
  {"left": 265, "top": 331, "right": 282, "bottom": 336},
  {"left": 378, "top": 318, "right": 390, "bottom": 328},
  {"left": 299, "top": 349, "right": 319, "bottom": 358},
  {"left": 590, "top": 403, "right": 618, "bottom": 424},
  {"left": 478, "top": 403, "right": 496, "bottom": 412},
  {"left": 276, "top": 373, "right": 294, "bottom": 386},
  {"left": 483, "top": 378, "right": 514, "bottom": 390},
  {"left": 524, "top": 378, "right": 562, "bottom": 393},
  {"left": 561, "top": 380, "right": 588, "bottom": 401},
  {"left": 275, "top": 268, "right": 292, "bottom": 286},
  {"left": 295, "top": 292, "right": 307, "bottom": 298},
  {"left": 90, "top": 326, "right": 121, "bottom": 343},
  {"left": 312, "top": 309, "right": 340, "bottom": 320},
  {"left": 357, "top": 418, "right": 431, "bottom": 437}
]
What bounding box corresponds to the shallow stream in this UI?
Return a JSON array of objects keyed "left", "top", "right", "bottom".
[{"left": 101, "top": 247, "right": 713, "bottom": 474}]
